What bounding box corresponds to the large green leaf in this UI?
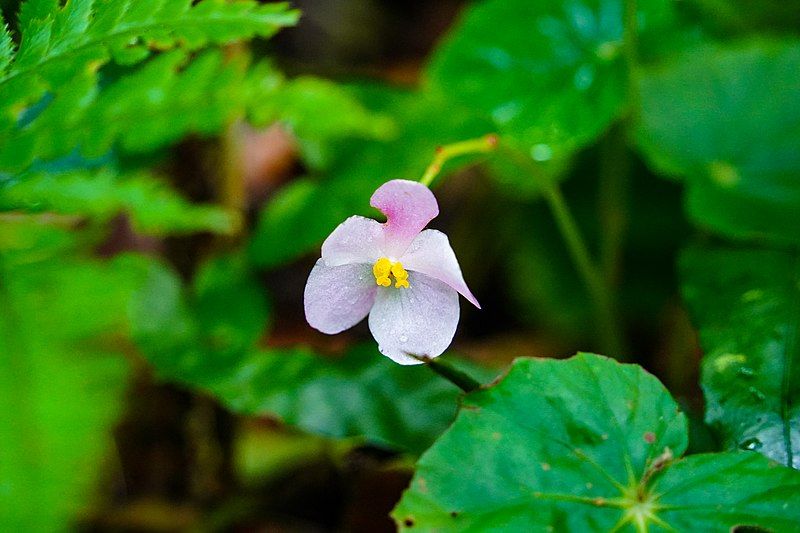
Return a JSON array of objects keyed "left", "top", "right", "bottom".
[
  {"left": 681, "top": 246, "right": 800, "bottom": 469},
  {"left": 428, "top": 0, "right": 681, "bottom": 162},
  {"left": 130, "top": 257, "right": 487, "bottom": 454},
  {"left": 249, "top": 84, "right": 493, "bottom": 268},
  {"left": 637, "top": 40, "right": 800, "bottom": 244},
  {"left": 394, "top": 354, "right": 800, "bottom": 531},
  {"left": 0, "top": 218, "right": 152, "bottom": 530}
]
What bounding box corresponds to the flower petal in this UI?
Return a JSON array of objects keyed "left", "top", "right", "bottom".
[
  {"left": 400, "top": 229, "right": 481, "bottom": 309},
  {"left": 370, "top": 179, "right": 439, "bottom": 257},
  {"left": 368, "top": 272, "right": 459, "bottom": 365},
  {"left": 304, "top": 259, "right": 376, "bottom": 334},
  {"left": 321, "top": 215, "right": 385, "bottom": 267}
]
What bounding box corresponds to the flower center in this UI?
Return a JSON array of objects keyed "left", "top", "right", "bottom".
[{"left": 373, "top": 257, "right": 410, "bottom": 289}]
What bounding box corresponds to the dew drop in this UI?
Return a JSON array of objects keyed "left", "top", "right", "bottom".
[
  {"left": 739, "top": 437, "right": 762, "bottom": 451},
  {"left": 737, "top": 367, "right": 755, "bottom": 379},
  {"left": 596, "top": 41, "right": 620, "bottom": 61},
  {"left": 573, "top": 64, "right": 594, "bottom": 90},
  {"left": 530, "top": 143, "right": 553, "bottom": 162},
  {"left": 399, "top": 334, "right": 408, "bottom": 343}
]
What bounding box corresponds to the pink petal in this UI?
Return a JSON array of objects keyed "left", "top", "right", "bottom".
[
  {"left": 368, "top": 272, "right": 459, "bottom": 365},
  {"left": 304, "top": 259, "right": 377, "bottom": 334},
  {"left": 399, "top": 229, "right": 481, "bottom": 309},
  {"left": 321, "top": 215, "right": 385, "bottom": 267},
  {"left": 370, "top": 179, "right": 439, "bottom": 258}
]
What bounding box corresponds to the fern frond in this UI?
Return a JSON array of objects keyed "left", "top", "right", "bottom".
[
  {"left": 0, "top": 18, "right": 13, "bottom": 76},
  {"left": 0, "top": 167, "right": 237, "bottom": 235},
  {"left": 1, "top": 0, "right": 299, "bottom": 117},
  {"left": 0, "top": 49, "right": 269, "bottom": 172}
]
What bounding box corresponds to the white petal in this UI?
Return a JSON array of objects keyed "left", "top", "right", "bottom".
[
  {"left": 399, "top": 229, "right": 481, "bottom": 308},
  {"left": 321, "top": 216, "right": 384, "bottom": 267},
  {"left": 368, "top": 272, "right": 460, "bottom": 365},
  {"left": 304, "top": 259, "right": 376, "bottom": 334}
]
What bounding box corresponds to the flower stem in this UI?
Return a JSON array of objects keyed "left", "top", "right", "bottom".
[
  {"left": 409, "top": 354, "right": 482, "bottom": 393},
  {"left": 501, "top": 145, "right": 627, "bottom": 358},
  {"left": 419, "top": 134, "right": 499, "bottom": 187},
  {"left": 598, "top": 124, "right": 630, "bottom": 285},
  {"left": 543, "top": 184, "right": 625, "bottom": 355}
]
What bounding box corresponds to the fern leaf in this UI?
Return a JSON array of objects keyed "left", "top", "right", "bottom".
[
  {"left": 0, "top": 18, "right": 13, "bottom": 76},
  {"left": 11, "top": 5, "right": 54, "bottom": 73},
  {"left": 10, "top": 0, "right": 299, "bottom": 76},
  {"left": 17, "top": 0, "right": 59, "bottom": 31},
  {"left": 0, "top": 167, "right": 237, "bottom": 235},
  {"left": 1, "top": 0, "right": 299, "bottom": 116},
  {"left": 50, "top": 0, "right": 95, "bottom": 54}
]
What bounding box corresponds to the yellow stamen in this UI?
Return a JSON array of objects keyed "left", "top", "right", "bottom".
[{"left": 373, "top": 257, "right": 410, "bottom": 289}]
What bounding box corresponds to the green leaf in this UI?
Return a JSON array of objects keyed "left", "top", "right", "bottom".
[
  {"left": 681, "top": 246, "right": 800, "bottom": 469},
  {"left": 637, "top": 40, "right": 800, "bottom": 244},
  {"left": 427, "top": 0, "right": 680, "bottom": 161},
  {"left": 0, "top": 168, "right": 237, "bottom": 234},
  {"left": 130, "top": 259, "right": 491, "bottom": 453},
  {"left": 394, "top": 354, "right": 800, "bottom": 530},
  {"left": 249, "top": 84, "right": 493, "bottom": 268},
  {"left": 1, "top": 0, "right": 299, "bottom": 116},
  {"left": 209, "top": 345, "right": 489, "bottom": 454},
  {"left": 0, "top": 219, "right": 154, "bottom": 530}
]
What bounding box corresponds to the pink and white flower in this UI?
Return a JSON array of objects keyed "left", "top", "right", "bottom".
[{"left": 304, "top": 179, "right": 480, "bottom": 365}]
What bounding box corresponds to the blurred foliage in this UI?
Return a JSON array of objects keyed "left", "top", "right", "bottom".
[
  {"left": 1, "top": 0, "right": 799, "bottom": 529},
  {"left": 0, "top": 168, "right": 236, "bottom": 234},
  {"left": 249, "top": 85, "right": 492, "bottom": 268},
  {"left": 689, "top": 0, "right": 800, "bottom": 35},
  {"left": 0, "top": 218, "right": 152, "bottom": 529},
  {"left": 637, "top": 40, "right": 800, "bottom": 245},
  {"left": 130, "top": 257, "right": 494, "bottom": 454}
]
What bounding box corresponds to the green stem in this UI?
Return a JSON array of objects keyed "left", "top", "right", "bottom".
[
  {"left": 544, "top": 185, "right": 625, "bottom": 356},
  {"left": 419, "top": 134, "right": 499, "bottom": 187},
  {"left": 502, "top": 145, "right": 626, "bottom": 357},
  {"left": 598, "top": 124, "right": 630, "bottom": 285},
  {"left": 409, "top": 354, "right": 481, "bottom": 393}
]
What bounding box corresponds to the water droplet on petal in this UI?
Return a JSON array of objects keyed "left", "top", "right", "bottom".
[{"left": 399, "top": 334, "right": 408, "bottom": 343}]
